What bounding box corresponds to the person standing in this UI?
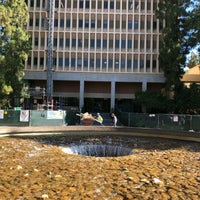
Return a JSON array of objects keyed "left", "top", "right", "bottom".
[
  {"left": 111, "top": 113, "right": 117, "bottom": 127},
  {"left": 96, "top": 113, "right": 104, "bottom": 126}
]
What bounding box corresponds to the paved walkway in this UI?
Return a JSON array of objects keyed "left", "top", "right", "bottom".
[{"left": 0, "top": 126, "right": 200, "bottom": 142}]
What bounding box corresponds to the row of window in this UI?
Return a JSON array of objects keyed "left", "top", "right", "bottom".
[
  {"left": 29, "top": 18, "right": 160, "bottom": 31},
  {"left": 29, "top": 57, "right": 157, "bottom": 71},
  {"left": 28, "top": 0, "right": 158, "bottom": 12},
  {"left": 33, "top": 37, "right": 158, "bottom": 50}
]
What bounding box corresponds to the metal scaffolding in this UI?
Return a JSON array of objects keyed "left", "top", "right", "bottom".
[{"left": 46, "top": 0, "right": 55, "bottom": 101}]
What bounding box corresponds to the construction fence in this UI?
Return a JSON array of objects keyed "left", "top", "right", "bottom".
[
  {"left": 116, "top": 111, "right": 200, "bottom": 131},
  {"left": 0, "top": 110, "right": 67, "bottom": 126},
  {"left": 0, "top": 109, "right": 200, "bottom": 132}
]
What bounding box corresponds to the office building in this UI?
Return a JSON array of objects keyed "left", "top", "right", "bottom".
[{"left": 24, "top": 0, "right": 165, "bottom": 112}]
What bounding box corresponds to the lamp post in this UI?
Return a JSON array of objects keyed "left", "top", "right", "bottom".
[{"left": 46, "top": 0, "right": 55, "bottom": 109}]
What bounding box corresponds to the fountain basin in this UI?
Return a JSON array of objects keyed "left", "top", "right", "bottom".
[{"left": 61, "top": 144, "right": 134, "bottom": 157}]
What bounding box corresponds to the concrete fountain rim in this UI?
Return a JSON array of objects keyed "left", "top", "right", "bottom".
[{"left": 0, "top": 126, "right": 200, "bottom": 142}]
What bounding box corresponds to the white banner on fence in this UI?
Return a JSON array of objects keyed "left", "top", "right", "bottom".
[
  {"left": 47, "top": 110, "right": 63, "bottom": 119},
  {"left": 0, "top": 110, "right": 4, "bottom": 119},
  {"left": 20, "top": 110, "right": 30, "bottom": 122}
]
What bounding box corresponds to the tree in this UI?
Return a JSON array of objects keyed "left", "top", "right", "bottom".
[
  {"left": 187, "top": 51, "right": 199, "bottom": 68},
  {"left": 156, "top": 0, "right": 200, "bottom": 113},
  {"left": 0, "top": 0, "right": 30, "bottom": 108}
]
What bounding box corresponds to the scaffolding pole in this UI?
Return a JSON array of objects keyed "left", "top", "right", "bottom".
[{"left": 46, "top": 0, "right": 55, "bottom": 103}]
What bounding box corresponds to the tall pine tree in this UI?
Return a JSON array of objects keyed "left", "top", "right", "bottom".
[{"left": 0, "top": 0, "right": 30, "bottom": 108}]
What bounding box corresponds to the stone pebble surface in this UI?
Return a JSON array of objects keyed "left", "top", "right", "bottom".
[{"left": 0, "top": 134, "right": 199, "bottom": 200}]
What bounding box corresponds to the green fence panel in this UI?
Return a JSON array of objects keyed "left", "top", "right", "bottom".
[
  {"left": 0, "top": 110, "right": 29, "bottom": 126},
  {"left": 158, "top": 114, "right": 191, "bottom": 130},
  {"left": 30, "top": 110, "right": 66, "bottom": 126},
  {"left": 129, "top": 113, "right": 158, "bottom": 128},
  {"left": 190, "top": 115, "right": 200, "bottom": 131},
  {"left": 65, "top": 110, "right": 80, "bottom": 125}
]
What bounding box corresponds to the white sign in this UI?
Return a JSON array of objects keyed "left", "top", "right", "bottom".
[
  {"left": 47, "top": 110, "right": 63, "bottom": 119},
  {"left": 20, "top": 110, "right": 30, "bottom": 122},
  {"left": 0, "top": 110, "right": 4, "bottom": 119}
]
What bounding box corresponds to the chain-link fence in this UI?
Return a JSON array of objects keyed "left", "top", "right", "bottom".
[{"left": 116, "top": 112, "right": 200, "bottom": 131}]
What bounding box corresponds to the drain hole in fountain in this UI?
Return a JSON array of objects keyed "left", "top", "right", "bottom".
[{"left": 61, "top": 144, "right": 134, "bottom": 157}]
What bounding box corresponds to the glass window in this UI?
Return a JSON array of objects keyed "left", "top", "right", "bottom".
[
  {"left": 90, "top": 59, "right": 94, "bottom": 67},
  {"left": 97, "top": 20, "right": 101, "bottom": 28},
  {"left": 90, "top": 39, "right": 95, "bottom": 48},
  {"left": 34, "top": 37, "right": 38, "bottom": 46},
  {"left": 121, "top": 40, "right": 126, "bottom": 49},
  {"left": 36, "top": 18, "right": 40, "bottom": 26},
  {"left": 65, "top": 58, "right": 69, "bottom": 66},
  {"left": 121, "top": 59, "right": 126, "bottom": 68},
  {"left": 96, "top": 39, "right": 101, "bottom": 48},
  {"left": 30, "top": 0, "right": 34, "bottom": 7},
  {"left": 59, "top": 38, "right": 63, "bottom": 47},
  {"left": 103, "top": 40, "right": 107, "bottom": 48},
  {"left": 60, "top": 19, "right": 64, "bottom": 27},
  {"left": 92, "top": 1, "right": 96, "bottom": 9},
  {"left": 91, "top": 20, "right": 95, "bottom": 28},
  {"left": 54, "top": 19, "right": 58, "bottom": 27},
  {"left": 78, "top": 39, "right": 82, "bottom": 47},
  {"left": 96, "top": 59, "right": 100, "bottom": 67},
  {"left": 53, "top": 57, "right": 57, "bottom": 67},
  {"left": 128, "top": 40, "right": 132, "bottom": 49},
  {"left": 98, "top": 1, "right": 102, "bottom": 9},
  {"left": 72, "top": 39, "right": 76, "bottom": 47},
  {"left": 53, "top": 38, "right": 57, "bottom": 47},
  {"left": 66, "top": 19, "right": 70, "bottom": 27},
  {"left": 77, "top": 58, "right": 82, "bottom": 66},
  {"left": 127, "top": 59, "right": 131, "bottom": 67},
  {"left": 140, "top": 60, "right": 144, "bottom": 68},
  {"left": 79, "top": 0, "right": 83, "bottom": 8},
  {"left": 59, "top": 58, "right": 63, "bottom": 67},
  {"left": 66, "top": 39, "right": 70, "bottom": 47},
  {"left": 116, "top": 20, "right": 120, "bottom": 29},
  {"left": 84, "top": 58, "right": 88, "bottom": 67},
  {"left": 85, "top": 1, "right": 90, "bottom": 8},
  {"left": 104, "top": 1, "right": 108, "bottom": 9},
  {"left": 134, "top": 20, "right": 138, "bottom": 29},
  {"left": 135, "top": 2, "right": 139, "bottom": 10},
  {"left": 36, "top": 0, "right": 40, "bottom": 7},
  {"left": 133, "top": 60, "right": 138, "bottom": 69},
  {"left": 116, "top": 1, "right": 120, "bottom": 9},
  {"left": 67, "top": 0, "right": 71, "bottom": 9},
  {"left": 40, "top": 57, "right": 44, "bottom": 65},
  {"left": 102, "top": 58, "right": 107, "bottom": 68},
  {"left": 103, "top": 20, "right": 108, "bottom": 29},
  {"left": 128, "top": 21, "right": 132, "bottom": 29},
  {"left": 110, "top": 1, "right": 114, "bottom": 9},
  {"left": 29, "top": 18, "right": 33, "bottom": 26},
  {"left": 109, "top": 20, "right": 114, "bottom": 29},
  {"left": 71, "top": 58, "right": 76, "bottom": 67},
  {"left": 122, "top": 1, "right": 126, "bottom": 9},
  {"left": 79, "top": 20, "right": 83, "bottom": 28},
  {"left": 85, "top": 20, "right": 89, "bottom": 28},
  {"left": 108, "top": 59, "right": 113, "bottom": 67},
  {"left": 73, "top": 0, "right": 77, "bottom": 8},
  {"left": 115, "top": 40, "right": 119, "bottom": 48},
  {"left": 72, "top": 19, "right": 77, "bottom": 28},
  {"left": 34, "top": 57, "right": 37, "bottom": 66}
]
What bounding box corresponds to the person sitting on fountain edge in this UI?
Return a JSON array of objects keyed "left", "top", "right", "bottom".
[{"left": 96, "top": 113, "right": 104, "bottom": 126}]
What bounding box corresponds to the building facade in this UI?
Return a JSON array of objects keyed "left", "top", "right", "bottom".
[{"left": 24, "top": 0, "right": 165, "bottom": 112}]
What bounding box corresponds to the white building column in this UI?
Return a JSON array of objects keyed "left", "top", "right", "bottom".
[
  {"left": 142, "top": 81, "right": 147, "bottom": 91},
  {"left": 110, "top": 81, "right": 116, "bottom": 111},
  {"left": 79, "top": 80, "right": 84, "bottom": 111}
]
